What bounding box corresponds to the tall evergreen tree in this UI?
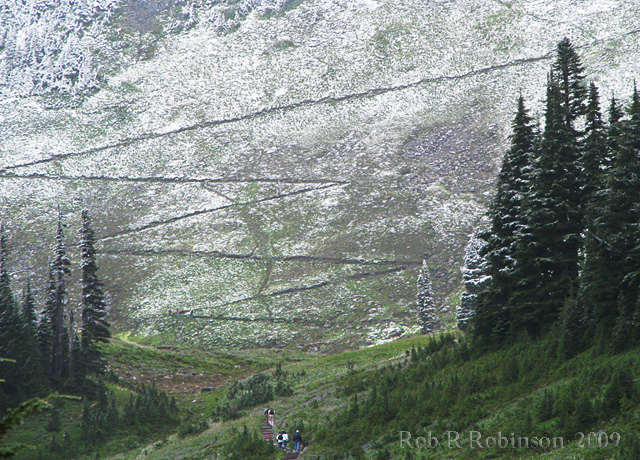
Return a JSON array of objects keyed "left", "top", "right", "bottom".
[
  {"left": 0, "top": 225, "right": 22, "bottom": 405},
  {"left": 552, "top": 37, "right": 588, "bottom": 128},
  {"left": 21, "top": 278, "right": 38, "bottom": 329},
  {"left": 38, "top": 268, "right": 55, "bottom": 378},
  {"left": 0, "top": 229, "right": 47, "bottom": 406},
  {"left": 578, "top": 94, "right": 625, "bottom": 343},
  {"left": 474, "top": 96, "right": 538, "bottom": 344},
  {"left": 611, "top": 83, "right": 640, "bottom": 349},
  {"left": 509, "top": 68, "right": 584, "bottom": 337},
  {"left": 416, "top": 259, "right": 437, "bottom": 334},
  {"left": 582, "top": 83, "right": 608, "bottom": 206},
  {"left": 458, "top": 233, "right": 488, "bottom": 331},
  {"left": 561, "top": 82, "right": 608, "bottom": 354},
  {"left": 44, "top": 212, "right": 71, "bottom": 381},
  {"left": 79, "top": 211, "right": 110, "bottom": 375},
  {"left": 607, "top": 95, "right": 625, "bottom": 164},
  {"left": 18, "top": 275, "right": 48, "bottom": 397}
]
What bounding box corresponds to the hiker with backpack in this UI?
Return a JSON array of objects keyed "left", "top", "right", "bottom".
[
  {"left": 292, "top": 430, "right": 302, "bottom": 452},
  {"left": 282, "top": 430, "right": 289, "bottom": 450},
  {"left": 277, "top": 431, "right": 284, "bottom": 449}
]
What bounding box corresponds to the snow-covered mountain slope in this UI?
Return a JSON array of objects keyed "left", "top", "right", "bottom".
[{"left": 1, "top": 0, "right": 639, "bottom": 349}]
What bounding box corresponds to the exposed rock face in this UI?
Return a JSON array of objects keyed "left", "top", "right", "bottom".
[{"left": 1, "top": 0, "right": 638, "bottom": 348}]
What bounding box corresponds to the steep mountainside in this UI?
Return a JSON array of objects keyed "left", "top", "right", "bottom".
[{"left": 1, "top": 0, "right": 639, "bottom": 349}]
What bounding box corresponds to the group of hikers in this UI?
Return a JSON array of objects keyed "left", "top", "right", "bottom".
[{"left": 264, "top": 407, "right": 303, "bottom": 453}]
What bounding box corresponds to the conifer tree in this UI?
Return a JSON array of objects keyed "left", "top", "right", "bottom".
[
  {"left": 38, "top": 268, "right": 55, "bottom": 378},
  {"left": 552, "top": 37, "right": 588, "bottom": 128},
  {"left": 21, "top": 278, "right": 38, "bottom": 329},
  {"left": 510, "top": 70, "right": 583, "bottom": 337},
  {"left": 0, "top": 227, "right": 18, "bottom": 352},
  {"left": 474, "top": 96, "right": 538, "bottom": 344},
  {"left": 582, "top": 83, "right": 607, "bottom": 206},
  {"left": 0, "top": 229, "right": 47, "bottom": 405},
  {"left": 562, "top": 82, "right": 607, "bottom": 355},
  {"left": 458, "top": 233, "right": 488, "bottom": 331},
  {"left": 79, "top": 211, "right": 110, "bottom": 375},
  {"left": 607, "top": 95, "right": 625, "bottom": 163},
  {"left": 19, "top": 276, "right": 48, "bottom": 396},
  {"left": 44, "top": 212, "right": 71, "bottom": 381},
  {"left": 611, "top": 83, "right": 640, "bottom": 349},
  {"left": 0, "top": 225, "right": 22, "bottom": 404},
  {"left": 417, "top": 259, "right": 437, "bottom": 334}
]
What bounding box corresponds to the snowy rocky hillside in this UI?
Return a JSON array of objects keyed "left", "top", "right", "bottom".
[{"left": 1, "top": 0, "right": 639, "bottom": 349}]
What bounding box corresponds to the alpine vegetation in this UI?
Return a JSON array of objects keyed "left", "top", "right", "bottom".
[
  {"left": 0, "top": 211, "right": 112, "bottom": 409},
  {"left": 417, "top": 259, "right": 437, "bottom": 334},
  {"left": 473, "top": 38, "right": 640, "bottom": 352},
  {"left": 457, "top": 232, "right": 488, "bottom": 331}
]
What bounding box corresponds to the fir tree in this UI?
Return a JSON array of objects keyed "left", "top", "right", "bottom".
[
  {"left": 579, "top": 95, "right": 628, "bottom": 342},
  {"left": 37, "top": 268, "right": 55, "bottom": 378},
  {"left": 417, "top": 259, "right": 437, "bottom": 334},
  {"left": 458, "top": 233, "right": 488, "bottom": 331},
  {"left": 562, "top": 82, "right": 607, "bottom": 356},
  {"left": 20, "top": 278, "right": 38, "bottom": 329},
  {"left": 612, "top": 83, "right": 640, "bottom": 349},
  {"left": 0, "top": 229, "right": 47, "bottom": 405},
  {"left": 474, "top": 96, "right": 538, "bottom": 344},
  {"left": 0, "top": 225, "right": 22, "bottom": 404},
  {"left": 552, "top": 37, "right": 588, "bottom": 128},
  {"left": 510, "top": 71, "right": 583, "bottom": 337},
  {"left": 44, "top": 212, "right": 71, "bottom": 381},
  {"left": 79, "top": 211, "right": 110, "bottom": 375},
  {"left": 582, "top": 82, "right": 607, "bottom": 206},
  {"left": 582, "top": 84, "right": 640, "bottom": 349}
]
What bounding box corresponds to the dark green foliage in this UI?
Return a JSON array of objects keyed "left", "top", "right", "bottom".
[
  {"left": 474, "top": 38, "right": 640, "bottom": 352},
  {"left": 212, "top": 364, "right": 300, "bottom": 421},
  {"left": 511, "top": 72, "right": 582, "bottom": 336},
  {"left": 536, "top": 389, "right": 555, "bottom": 422},
  {"left": 559, "top": 295, "right": 585, "bottom": 358},
  {"left": 121, "top": 384, "right": 177, "bottom": 428},
  {"left": 316, "top": 335, "right": 639, "bottom": 456},
  {"left": 551, "top": 37, "right": 588, "bottom": 127},
  {"left": 616, "top": 434, "right": 640, "bottom": 460},
  {"left": 582, "top": 82, "right": 607, "bottom": 204},
  {"left": 81, "top": 383, "right": 176, "bottom": 443},
  {"left": 220, "top": 425, "right": 279, "bottom": 460},
  {"left": 0, "top": 230, "right": 48, "bottom": 408},
  {"left": 583, "top": 85, "right": 640, "bottom": 350},
  {"left": 79, "top": 211, "right": 111, "bottom": 376},
  {"left": 475, "top": 96, "right": 538, "bottom": 346},
  {"left": 0, "top": 396, "right": 52, "bottom": 458},
  {"left": 177, "top": 420, "right": 209, "bottom": 438},
  {"left": 46, "top": 404, "right": 62, "bottom": 433},
  {"left": 43, "top": 212, "right": 72, "bottom": 381},
  {"left": 20, "top": 279, "right": 38, "bottom": 329}
]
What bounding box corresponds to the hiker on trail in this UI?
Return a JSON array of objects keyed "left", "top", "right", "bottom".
[
  {"left": 268, "top": 407, "right": 275, "bottom": 427},
  {"left": 277, "top": 431, "right": 284, "bottom": 450},
  {"left": 189, "top": 309, "right": 194, "bottom": 318},
  {"left": 176, "top": 308, "right": 181, "bottom": 316},
  {"left": 282, "top": 430, "right": 289, "bottom": 450},
  {"left": 292, "top": 430, "right": 302, "bottom": 452},
  {"left": 168, "top": 308, "right": 172, "bottom": 316}
]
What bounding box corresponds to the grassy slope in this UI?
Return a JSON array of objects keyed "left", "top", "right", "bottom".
[{"left": 5, "top": 335, "right": 640, "bottom": 459}]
